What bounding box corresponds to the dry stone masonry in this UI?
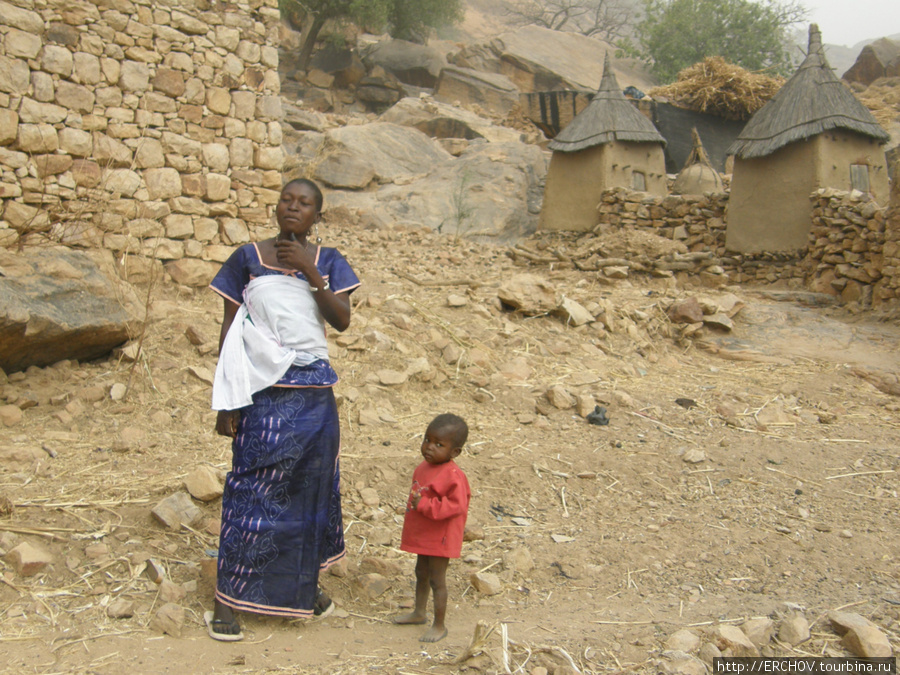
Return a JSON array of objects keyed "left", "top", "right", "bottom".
[
  {"left": 0, "top": 0, "right": 283, "bottom": 284},
  {"left": 597, "top": 185, "right": 900, "bottom": 303}
]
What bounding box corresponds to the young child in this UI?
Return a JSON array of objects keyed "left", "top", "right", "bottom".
[{"left": 393, "top": 413, "right": 471, "bottom": 642}]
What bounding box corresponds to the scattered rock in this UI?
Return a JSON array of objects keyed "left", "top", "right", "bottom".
[
  {"left": 503, "top": 547, "right": 535, "bottom": 574},
  {"left": 358, "top": 557, "right": 404, "bottom": 577},
  {"left": 188, "top": 366, "right": 214, "bottom": 385},
  {"left": 546, "top": 385, "right": 574, "bottom": 410},
  {"left": 377, "top": 369, "right": 408, "bottom": 386},
  {"left": 355, "top": 572, "right": 391, "bottom": 599},
  {"left": 159, "top": 579, "right": 187, "bottom": 603},
  {"left": 151, "top": 492, "right": 203, "bottom": 530},
  {"left": 660, "top": 654, "right": 707, "bottom": 675},
  {"left": 778, "top": 613, "right": 810, "bottom": 646},
  {"left": 184, "top": 465, "right": 224, "bottom": 502},
  {"left": 682, "top": 449, "right": 706, "bottom": 464},
  {"left": 359, "top": 487, "right": 380, "bottom": 507},
  {"left": 710, "top": 624, "right": 760, "bottom": 657},
  {"left": 668, "top": 298, "right": 704, "bottom": 324},
  {"left": 150, "top": 602, "right": 185, "bottom": 637},
  {"left": 0, "top": 404, "right": 24, "bottom": 427},
  {"left": 107, "top": 598, "right": 135, "bottom": 619},
  {"left": 470, "top": 571, "right": 502, "bottom": 595},
  {"left": 109, "top": 383, "right": 127, "bottom": 401},
  {"left": 742, "top": 617, "right": 775, "bottom": 647},
  {"left": 665, "top": 629, "right": 701, "bottom": 653},
  {"left": 4, "top": 541, "right": 53, "bottom": 576},
  {"left": 828, "top": 611, "right": 892, "bottom": 657},
  {"left": 498, "top": 274, "right": 557, "bottom": 315}
]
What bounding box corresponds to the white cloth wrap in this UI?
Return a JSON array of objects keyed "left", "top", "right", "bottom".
[{"left": 212, "top": 274, "right": 329, "bottom": 411}]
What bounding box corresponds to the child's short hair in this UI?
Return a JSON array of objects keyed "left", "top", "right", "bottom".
[{"left": 428, "top": 413, "right": 468, "bottom": 449}]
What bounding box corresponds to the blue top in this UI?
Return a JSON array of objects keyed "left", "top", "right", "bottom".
[{"left": 210, "top": 242, "right": 360, "bottom": 388}]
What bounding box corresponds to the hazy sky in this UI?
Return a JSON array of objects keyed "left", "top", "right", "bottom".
[{"left": 801, "top": 0, "right": 900, "bottom": 47}]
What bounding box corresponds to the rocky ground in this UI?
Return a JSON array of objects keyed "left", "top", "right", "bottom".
[{"left": 1, "top": 219, "right": 899, "bottom": 674}]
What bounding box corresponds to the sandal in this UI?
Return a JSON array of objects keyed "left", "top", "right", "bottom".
[
  {"left": 204, "top": 610, "right": 244, "bottom": 642},
  {"left": 313, "top": 589, "right": 334, "bottom": 619}
]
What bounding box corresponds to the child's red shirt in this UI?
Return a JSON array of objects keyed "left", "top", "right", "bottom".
[{"left": 400, "top": 459, "right": 470, "bottom": 558}]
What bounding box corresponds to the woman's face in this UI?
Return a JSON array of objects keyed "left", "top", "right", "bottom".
[{"left": 275, "top": 182, "right": 319, "bottom": 239}]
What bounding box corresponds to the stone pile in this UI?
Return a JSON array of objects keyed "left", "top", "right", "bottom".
[
  {"left": 806, "top": 188, "right": 888, "bottom": 305},
  {"left": 0, "top": 0, "right": 283, "bottom": 285}
]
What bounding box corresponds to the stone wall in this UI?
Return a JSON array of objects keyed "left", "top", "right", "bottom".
[
  {"left": 0, "top": 0, "right": 283, "bottom": 283},
  {"left": 805, "top": 189, "right": 888, "bottom": 305},
  {"left": 595, "top": 186, "right": 898, "bottom": 296}
]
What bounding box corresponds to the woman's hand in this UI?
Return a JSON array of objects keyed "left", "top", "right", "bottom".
[
  {"left": 274, "top": 239, "right": 317, "bottom": 276},
  {"left": 216, "top": 410, "right": 241, "bottom": 437}
]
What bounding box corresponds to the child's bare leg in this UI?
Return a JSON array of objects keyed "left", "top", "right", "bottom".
[
  {"left": 393, "top": 555, "right": 430, "bottom": 625},
  {"left": 420, "top": 556, "right": 450, "bottom": 642}
]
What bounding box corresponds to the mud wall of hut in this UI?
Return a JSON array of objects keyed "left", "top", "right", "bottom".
[
  {"left": 597, "top": 186, "right": 899, "bottom": 304},
  {"left": 0, "top": 0, "right": 283, "bottom": 284}
]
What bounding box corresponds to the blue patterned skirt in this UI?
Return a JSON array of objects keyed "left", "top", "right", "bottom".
[{"left": 215, "top": 385, "right": 345, "bottom": 618}]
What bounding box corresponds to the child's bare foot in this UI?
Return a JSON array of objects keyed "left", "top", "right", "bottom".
[
  {"left": 393, "top": 611, "right": 428, "bottom": 625},
  {"left": 420, "top": 626, "right": 448, "bottom": 642}
]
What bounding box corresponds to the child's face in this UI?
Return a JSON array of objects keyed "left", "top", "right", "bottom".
[{"left": 420, "top": 426, "right": 460, "bottom": 465}]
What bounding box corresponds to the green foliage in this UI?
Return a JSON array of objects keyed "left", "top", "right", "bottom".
[
  {"left": 388, "top": 0, "right": 464, "bottom": 42},
  {"left": 637, "top": 0, "right": 807, "bottom": 82},
  {"left": 278, "top": 0, "right": 463, "bottom": 69}
]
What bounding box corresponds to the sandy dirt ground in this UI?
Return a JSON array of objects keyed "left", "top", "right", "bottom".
[{"left": 1, "top": 222, "right": 899, "bottom": 674}]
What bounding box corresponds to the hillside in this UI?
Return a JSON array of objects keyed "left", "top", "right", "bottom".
[{"left": 1, "top": 223, "right": 899, "bottom": 673}]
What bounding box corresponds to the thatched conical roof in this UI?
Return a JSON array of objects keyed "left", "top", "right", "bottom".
[
  {"left": 728, "top": 24, "right": 890, "bottom": 159},
  {"left": 548, "top": 54, "right": 666, "bottom": 153}
]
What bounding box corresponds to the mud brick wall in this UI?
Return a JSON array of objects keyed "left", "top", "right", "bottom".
[{"left": 0, "top": 0, "right": 283, "bottom": 283}]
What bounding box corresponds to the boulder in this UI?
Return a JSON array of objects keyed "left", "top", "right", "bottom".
[
  {"left": 0, "top": 248, "right": 143, "bottom": 373},
  {"left": 313, "top": 122, "right": 451, "bottom": 187},
  {"left": 361, "top": 39, "right": 448, "bottom": 88},
  {"left": 380, "top": 96, "right": 522, "bottom": 143},
  {"left": 450, "top": 25, "right": 654, "bottom": 94},
  {"left": 434, "top": 66, "right": 520, "bottom": 116},
  {"left": 829, "top": 611, "right": 892, "bottom": 658},
  {"left": 355, "top": 69, "right": 404, "bottom": 110},
  {"left": 310, "top": 45, "right": 366, "bottom": 88},
  {"left": 842, "top": 38, "right": 900, "bottom": 86},
  {"left": 498, "top": 274, "right": 557, "bottom": 315},
  {"left": 327, "top": 141, "right": 546, "bottom": 242}
]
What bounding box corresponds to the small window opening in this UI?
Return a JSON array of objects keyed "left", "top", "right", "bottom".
[
  {"left": 850, "top": 164, "right": 870, "bottom": 193},
  {"left": 632, "top": 171, "right": 646, "bottom": 191}
]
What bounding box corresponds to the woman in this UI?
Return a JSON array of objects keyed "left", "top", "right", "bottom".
[{"left": 205, "top": 178, "right": 359, "bottom": 640}]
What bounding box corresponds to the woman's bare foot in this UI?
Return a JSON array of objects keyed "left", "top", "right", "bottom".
[
  {"left": 420, "top": 625, "right": 448, "bottom": 642},
  {"left": 393, "top": 611, "right": 428, "bottom": 625},
  {"left": 211, "top": 599, "right": 241, "bottom": 636}
]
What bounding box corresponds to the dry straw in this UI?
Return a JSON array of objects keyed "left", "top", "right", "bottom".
[{"left": 649, "top": 56, "right": 785, "bottom": 121}]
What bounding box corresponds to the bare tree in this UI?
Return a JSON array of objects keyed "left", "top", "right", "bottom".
[{"left": 504, "top": 0, "right": 636, "bottom": 41}]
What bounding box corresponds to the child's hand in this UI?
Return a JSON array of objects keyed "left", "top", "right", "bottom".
[
  {"left": 411, "top": 493, "right": 421, "bottom": 509},
  {"left": 216, "top": 410, "right": 240, "bottom": 437}
]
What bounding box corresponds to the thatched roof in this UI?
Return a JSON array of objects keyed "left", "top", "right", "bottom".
[
  {"left": 649, "top": 57, "right": 784, "bottom": 121},
  {"left": 548, "top": 54, "right": 665, "bottom": 153},
  {"left": 729, "top": 24, "right": 890, "bottom": 159}
]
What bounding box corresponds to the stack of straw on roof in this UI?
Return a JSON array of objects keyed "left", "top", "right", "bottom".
[{"left": 649, "top": 56, "right": 785, "bottom": 121}]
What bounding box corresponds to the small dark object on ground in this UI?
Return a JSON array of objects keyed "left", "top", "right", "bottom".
[
  {"left": 587, "top": 406, "right": 610, "bottom": 426},
  {"left": 624, "top": 86, "right": 645, "bottom": 99},
  {"left": 675, "top": 398, "right": 697, "bottom": 409}
]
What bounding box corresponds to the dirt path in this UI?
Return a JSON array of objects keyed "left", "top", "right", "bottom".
[{"left": 1, "top": 224, "right": 899, "bottom": 674}]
